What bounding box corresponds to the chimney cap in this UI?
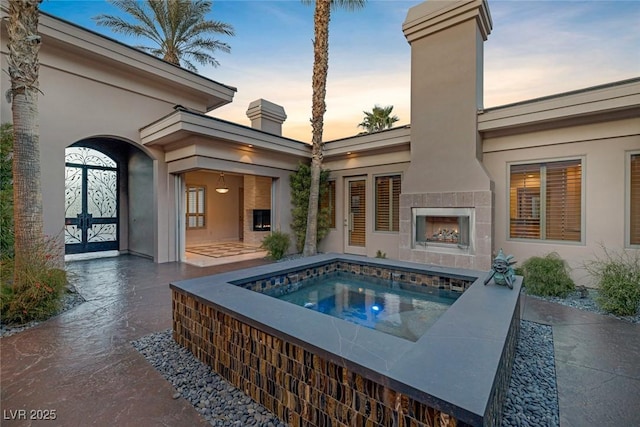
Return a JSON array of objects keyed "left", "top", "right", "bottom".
[{"left": 246, "top": 98, "right": 287, "bottom": 124}]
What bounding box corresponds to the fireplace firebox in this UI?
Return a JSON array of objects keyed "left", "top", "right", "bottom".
[
  {"left": 252, "top": 209, "right": 271, "bottom": 231},
  {"left": 413, "top": 208, "right": 474, "bottom": 250}
]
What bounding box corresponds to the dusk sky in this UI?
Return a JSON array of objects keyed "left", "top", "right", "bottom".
[{"left": 40, "top": 0, "right": 640, "bottom": 142}]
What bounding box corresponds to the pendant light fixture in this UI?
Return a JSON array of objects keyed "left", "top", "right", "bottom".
[{"left": 215, "top": 172, "right": 229, "bottom": 194}]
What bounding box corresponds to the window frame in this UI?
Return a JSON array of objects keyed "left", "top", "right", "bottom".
[
  {"left": 507, "top": 157, "right": 585, "bottom": 244},
  {"left": 627, "top": 151, "right": 640, "bottom": 248},
  {"left": 374, "top": 173, "right": 402, "bottom": 233},
  {"left": 186, "top": 184, "right": 207, "bottom": 229}
]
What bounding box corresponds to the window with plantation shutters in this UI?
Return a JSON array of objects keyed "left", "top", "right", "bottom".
[
  {"left": 186, "top": 185, "right": 206, "bottom": 229},
  {"left": 509, "top": 160, "right": 582, "bottom": 242},
  {"left": 631, "top": 154, "right": 640, "bottom": 245},
  {"left": 320, "top": 180, "right": 336, "bottom": 229},
  {"left": 375, "top": 175, "right": 401, "bottom": 232}
]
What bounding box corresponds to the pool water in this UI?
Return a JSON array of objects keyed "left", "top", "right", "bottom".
[{"left": 277, "top": 272, "right": 459, "bottom": 341}]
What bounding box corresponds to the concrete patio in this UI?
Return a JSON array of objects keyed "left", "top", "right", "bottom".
[{"left": 1, "top": 255, "right": 639, "bottom": 426}]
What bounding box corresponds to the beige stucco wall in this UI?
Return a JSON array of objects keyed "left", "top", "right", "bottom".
[
  {"left": 483, "top": 117, "right": 640, "bottom": 286},
  {"left": 319, "top": 159, "right": 410, "bottom": 259},
  {"left": 1, "top": 22, "right": 224, "bottom": 262}
]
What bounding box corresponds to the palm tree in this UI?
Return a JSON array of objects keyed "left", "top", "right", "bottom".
[
  {"left": 302, "top": 0, "right": 366, "bottom": 257},
  {"left": 94, "top": 0, "right": 235, "bottom": 72},
  {"left": 358, "top": 105, "right": 399, "bottom": 133},
  {"left": 6, "top": 0, "right": 45, "bottom": 283}
]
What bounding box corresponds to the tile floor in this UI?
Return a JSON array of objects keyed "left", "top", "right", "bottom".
[{"left": 185, "top": 241, "right": 268, "bottom": 267}]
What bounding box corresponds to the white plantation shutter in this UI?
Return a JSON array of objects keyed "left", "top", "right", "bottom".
[
  {"left": 509, "top": 164, "right": 541, "bottom": 239},
  {"left": 545, "top": 160, "right": 581, "bottom": 241},
  {"left": 375, "top": 175, "right": 401, "bottom": 232},
  {"left": 186, "top": 186, "right": 205, "bottom": 228}
]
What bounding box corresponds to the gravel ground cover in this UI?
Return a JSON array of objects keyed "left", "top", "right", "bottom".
[
  {"left": 0, "top": 288, "right": 85, "bottom": 338},
  {"left": 502, "top": 321, "right": 558, "bottom": 427},
  {"left": 132, "top": 330, "right": 287, "bottom": 427},
  {"left": 133, "top": 320, "right": 558, "bottom": 427}
]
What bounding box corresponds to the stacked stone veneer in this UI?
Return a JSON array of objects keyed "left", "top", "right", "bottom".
[
  {"left": 172, "top": 261, "right": 485, "bottom": 427},
  {"left": 399, "top": 191, "right": 493, "bottom": 271},
  {"left": 173, "top": 291, "right": 466, "bottom": 427}
]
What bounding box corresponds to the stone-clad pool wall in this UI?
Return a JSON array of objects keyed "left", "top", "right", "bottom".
[
  {"left": 171, "top": 254, "right": 521, "bottom": 427},
  {"left": 173, "top": 292, "right": 465, "bottom": 426}
]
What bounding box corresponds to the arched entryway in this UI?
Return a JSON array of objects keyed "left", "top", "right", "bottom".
[
  {"left": 64, "top": 146, "right": 119, "bottom": 254},
  {"left": 64, "top": 138, "right": 155, "bottom": 258}
]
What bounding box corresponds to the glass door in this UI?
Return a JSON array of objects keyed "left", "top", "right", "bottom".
[
  {"left": 64, "top": 147, "right": 118, "bottom": 254},
  {"left": 344, "top": 177, "right": 367, "bottom": 255}
]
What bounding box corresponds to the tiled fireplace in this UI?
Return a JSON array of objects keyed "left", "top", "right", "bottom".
[
  {"left": 414, "top": 207, "right": 473, "bottom": 249},
  {"left": 400, "top": 191, "right": 493, "bottom": 270}
]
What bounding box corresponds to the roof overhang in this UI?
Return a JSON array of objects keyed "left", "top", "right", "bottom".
[
  {"left": 478, "top": 78, "right": 640, "bottom": 138},
  {"left": 140, "top": 110, "right": 311, "bottom": 158},
  {"left": 324, "top": 126, "right": 411, "bottom": 160}
]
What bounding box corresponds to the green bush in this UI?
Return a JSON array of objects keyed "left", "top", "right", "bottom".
[
  {"left": 520, "top": 252, "right": 575, "bottom": 297},
  {"left": 261, "top": 231, "right": 290, "bottom": 261},
  {"left": 1, "top": 237, "right": 68, "bottom": 325},
  {"left": 0, "top": 123, "right": 13, "bottom": 259},
  {"left": 290, "top": 163, "right": 331, "bottom": 253},
  {"left": 586, "top": 248, "right": 640, "bottom": 316}
]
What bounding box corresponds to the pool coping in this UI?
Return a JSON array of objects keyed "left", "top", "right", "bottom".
[{"left": 171, "top": 253, "right": 521, "bottom": 425}]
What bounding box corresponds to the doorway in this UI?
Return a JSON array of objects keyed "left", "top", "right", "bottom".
[
  {"left": 64, "top": 147, "right": 118, "bottom": 254},
  {"left": 344, "top": 177, "right": 367, "bottom": 255}
]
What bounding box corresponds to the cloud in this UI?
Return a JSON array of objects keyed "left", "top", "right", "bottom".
[
  {"left": 208, "top": 0, "right": 639, "bottom": 139},
  {"left": 483, "top": 1, "right": 640, "bottom": 106}
]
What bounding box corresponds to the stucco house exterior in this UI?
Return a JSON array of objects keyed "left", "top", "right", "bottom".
[{"left": 1, "top": 0, "right": 638, "bottom": 286}]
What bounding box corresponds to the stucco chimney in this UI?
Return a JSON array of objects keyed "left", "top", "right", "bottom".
[
  {"left": 246, "top": 99, "right": 287, "bottom": 136},
  {"left": 398, "top": 0, "right": 494, "bottom": 270}
]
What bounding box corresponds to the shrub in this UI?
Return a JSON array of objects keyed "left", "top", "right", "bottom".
[
  {"left": 261, "top": 231, "right": 290, "bottom": 261},
  {"left": 0, "top": 123, "right": 13, "bottom": 259},
  {"left": 586, "top": 248, "right": 640, "bottom": 316},
  {"left": 0, "top": 237, "right": 68, "bottom": 325},
  {"left": 290, "top": 163, "right": 331, "bottom": 253},
  {"left": 520, "top": 252, "right": 575, "bottom": 297}
]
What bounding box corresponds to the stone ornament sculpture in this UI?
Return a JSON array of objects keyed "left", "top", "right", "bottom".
[{"left": 484, "top": 248, "right": 516, "bottom": 289}]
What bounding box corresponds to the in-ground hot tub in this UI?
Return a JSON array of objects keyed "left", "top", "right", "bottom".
[{"left": 171, "top": 254, "right": 521, "bottom": 427}]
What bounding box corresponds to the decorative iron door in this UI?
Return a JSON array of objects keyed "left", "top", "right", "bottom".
[{"left": 64, "top": 147, "right": 118, "bottom": 254}]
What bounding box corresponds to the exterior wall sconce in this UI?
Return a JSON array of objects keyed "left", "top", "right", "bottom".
[{"left": 215, "top": 172, "right": 229, "bottom": 194}]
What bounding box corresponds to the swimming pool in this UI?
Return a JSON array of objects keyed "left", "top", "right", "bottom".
[
  {"left": 276, "top": 271, "right": 459, "bottom": 341},
  {"left": 171, "top": 254, "right": 521, "bottom": 426}
]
